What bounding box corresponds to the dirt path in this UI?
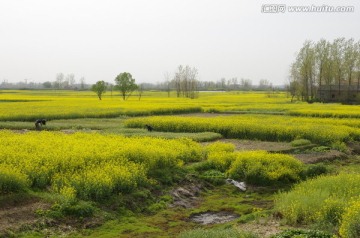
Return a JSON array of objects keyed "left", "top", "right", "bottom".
[
  {"left": 203, "top": 139, "right": 300, "bottom": 153},
  {"left": 294, "top": 150, "right": 347, "bottom": 164},
  {"left": 236, "top": 219, "right": 283, "bottom": 238}
]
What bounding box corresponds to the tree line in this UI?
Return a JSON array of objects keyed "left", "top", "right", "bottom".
[
  {"left": 289, "top": 38, "right": 360, "bottom": 102},
  {"left": 91, "top": 65, "right": 276, "bottom": 101}
]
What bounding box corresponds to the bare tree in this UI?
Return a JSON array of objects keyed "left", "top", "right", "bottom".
[
  {"left": 315, "top": 39, "right": 330, "bottom": 88},
  {"left": 331, "top": 38, "right": 346, "bottom": 95},
  {"left": 344, "top": 39, "right": 358, "bottom": 95},
  {"left": 55, "top": 73, "right": 64, "bottom": 89},
  {"left": 173, "top": 65, "right": 199, "bottom": 98},
  {"left": 258, "top": 79, "right": 271, "bottom": 90},
  {"left": 164, "top": 71, "right": 172, "bottom": 97},
  {"left": 66, "top": 73, "right": 76, "bottom": 88},
  {"left": 230, "top": 77, "right": 238, "bottom": 90},
  {"left": 220, "top": 78, "right": 226, "bottom": 90},
  {"left": 79, "top": 77, "right": 86, "bottom": 90},
  {"left": 240, "top": 78, "right": 252, "bottom": 91},
  {"left": 289, "top": 38, "right": 360, "bottom": 102}
]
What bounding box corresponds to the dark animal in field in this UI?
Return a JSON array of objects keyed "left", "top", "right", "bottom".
[
  {"left": 35, "top": 119, "right": 46, "bottom": 130},
  {"left": 145, "top": 124, "right": 153, "bottom": 132}
]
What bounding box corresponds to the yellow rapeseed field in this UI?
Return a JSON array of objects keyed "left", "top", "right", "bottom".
[
  {"left": 2, "top": 90, "right": 360, "bottom": 120},
  {"left": 0, "top": 131, "right": 202, "bottom": 200},
  {"left": 125, "top": 114, "right": 360, "bottom": 144}
]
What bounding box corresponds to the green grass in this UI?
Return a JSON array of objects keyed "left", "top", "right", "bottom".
[
  {"left": 290, "top": 139, "right": 312, "bottom": 147},
  {"left": 24, "top": 184, "right": 275, "bottom": 238},
  {"left": 179, "top": 227, "right": 259, "bottom": 238},
  {"left": 0, "top": 117, "right": 222, "bottom": 142}
]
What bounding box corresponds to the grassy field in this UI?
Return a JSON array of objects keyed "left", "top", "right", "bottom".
[{"left": 1, "top": 90, "right": 360, "bottom": 237}]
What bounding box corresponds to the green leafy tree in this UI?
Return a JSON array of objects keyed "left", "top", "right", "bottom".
[
  {"left": 42, "top": 81, "right": 52, "bottom": 89},
  {"left": 91, "top": 81, "right": 107, "bottom": 100},
  {"left": 114, "top": 72, "right": 138, "bottom": 100}
]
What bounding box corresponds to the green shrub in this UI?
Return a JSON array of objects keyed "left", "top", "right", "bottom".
[
  {"left": 0, "top": 164, "right": 30, "bottom": 194},
  {"left": 271, "top": 229, "right": 331, "bottom": 238},
  {"left": 60, "top": 200, "right": 95, "bottom": 218},
  {"left": 331, "top": 141, "right": 348, "bottom": 152},
  {"left": 200, "top": 170, "right": 226, "bottom": 185},
  {"left": 188, "top": 161, "right": 216, "bottom": 172},
  {"left": 227, "top": 151, "right": 303, "bottom": 186},
  {"left": 300, "top": 164, "right": 328, "bottom": 179},
  {"left": 291, "top": 139, "right": 312, "bottom": 147},
  {"left": 49, "top": 200, "right": 95, "bottom": 218}
]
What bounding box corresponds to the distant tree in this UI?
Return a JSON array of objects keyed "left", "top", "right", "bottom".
[
  {"left": 114, "top": 72, "right": 138, "bottom": 100},
  {"left": 240, "top": 78, "right": 253, "bottom": 91},
  {"left": 220, "top": 77, "right": 226, "bottom": 90},
  {"left": 80, "top": 77, "right": 86, "bottom": 90},
  {"left": 106, "top": 83, "right": 114, "bottom": 98},
  {"left": 55, "top": 73, "right": 64, "bottom": 89},
  {"left": 43, "top": 81, "right": 52, "bottom": 89},
  {"left": 344, "top": 39, "right": 358, "bottom": 89},
  {"left": 65, "top": 74, "right": 76, "bottom": 89},
  {"left": 230, "top": 77, "right": 238, "bottom": 90},
  {"left": 138, "top": 83, "right": 144, "bottom": 100},
  {"left": 258, "top": 79, "right": 272, "bottom": 90},
  {"left": 91, "top": 81, "right": 107, "bottom": 100},
  {"left": 173, "top": 65, "right": 199, "bottom": 98},
  {"left": 164, "top": 71, "right": 172, "bottom": 97}
]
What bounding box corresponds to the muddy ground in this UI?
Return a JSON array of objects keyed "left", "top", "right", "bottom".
[{"left": 0, "top": 196, "right": 50, "bottom": 235}]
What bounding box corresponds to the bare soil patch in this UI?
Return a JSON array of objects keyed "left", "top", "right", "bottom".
[
  {"left": 348, "top": 142, "right": 360, "bottom": 154},
  {"left": 236, "top": 219, "right": 283, "bottom": 238},
  {"left": 170, "top": 183, "right": 202, "bottom": 209},
  {"left": 203, "top": 139, "right": 296, "bottom": 153},
  {"left": 294, "top": 150, "right": 347, "bottom": 164},
  {"left": 0, "top": 197, "right": 50, "bottom": 234},
  {"left": 11, "top": 129, "right": 30, "bottom": 134}
]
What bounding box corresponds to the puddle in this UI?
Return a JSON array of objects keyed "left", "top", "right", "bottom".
[{"left": 189, "top": 211, "right": 239, "bottom": 225}]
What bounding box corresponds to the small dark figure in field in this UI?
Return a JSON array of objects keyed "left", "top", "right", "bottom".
[
  {"left": 35, "top": 119, "right": 46, "bottom": 130},
  {"left": 145, "top": 124, "right": 153, "bottom": 132}
]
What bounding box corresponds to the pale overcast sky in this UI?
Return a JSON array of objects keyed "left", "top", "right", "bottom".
[{"left": 0, "top": 0, "right": 359, "bottom": 85}]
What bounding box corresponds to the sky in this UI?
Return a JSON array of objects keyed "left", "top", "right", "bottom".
[{"left": 0, "top": 0, "right": 360, "bottom": 85}]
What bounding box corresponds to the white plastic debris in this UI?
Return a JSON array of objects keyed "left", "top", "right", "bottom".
[{"left": 226, "top": 179, "right": 246, "bottom": 191}]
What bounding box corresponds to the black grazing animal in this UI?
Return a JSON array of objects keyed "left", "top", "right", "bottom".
[
  {"left": 145, "top": 124, "right": 153, "bottom": 132},
  {"left": 35, "top": 119, "right": 46, "bottom": 130}
]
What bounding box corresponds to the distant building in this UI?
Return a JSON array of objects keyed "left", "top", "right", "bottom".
[{"left": 318, "top": 83, "right": 360, "bottom": 103}]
